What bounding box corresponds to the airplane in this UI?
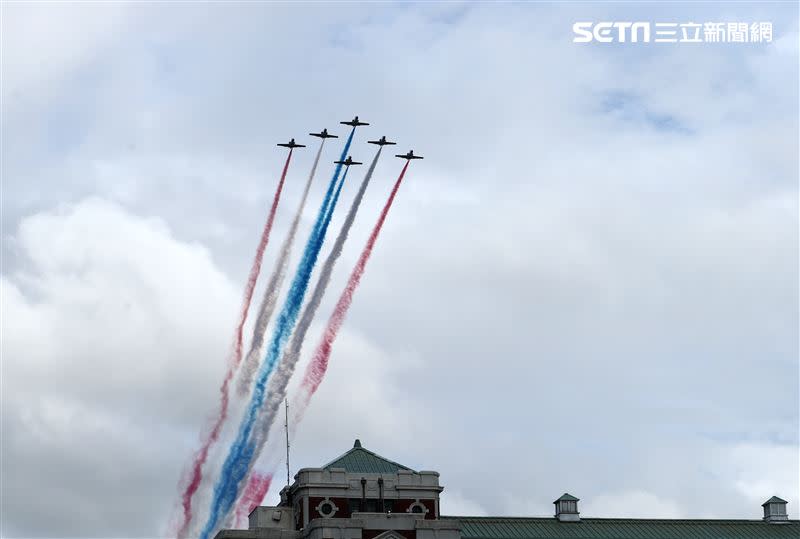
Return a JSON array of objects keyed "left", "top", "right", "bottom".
[
  {"left": 310, "top": 128, "right": 338, "bottom": 139},
  {"left": 395, "top": 150, "right": 424, "bottom": 160},
  {"left": 340, "top": 116, "right": 369, "bottom": 127},
  {"left": 334, "top": 156, "right": 363, "bottom": 166},
  {"left": 368, "top": 136, "right": 396, "bottom": 146},
  {"left": 277, "top": 138, "right": 306, "bottom": 149}
]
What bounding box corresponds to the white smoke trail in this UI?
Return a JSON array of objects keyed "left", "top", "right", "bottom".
[{"left": 236, "top": 140, "right": 326, "bottom": 397}]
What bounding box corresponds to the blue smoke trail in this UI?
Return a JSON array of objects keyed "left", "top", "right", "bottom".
[
  {"left": 322, "top": 162, "right": 350, "bottom": 225},
  {"left": 200, "top": 129, "right": 355, "bottom": 539},
  {"left": 229, "top": 164, "right": 352, "bottom": 505}
]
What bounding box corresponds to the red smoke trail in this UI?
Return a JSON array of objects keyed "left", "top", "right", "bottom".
[
  {"left": 235, "top": 472, "right": 273, "bottom": 527},
  {"left": 297, "top": 161, "right": 410, "bottom": 414},
  {"left": 175, "top": 150, "right": 293, "bottom": 539},
  {"left": 233, "top": 150, "right": 295, "bottom": 371}
]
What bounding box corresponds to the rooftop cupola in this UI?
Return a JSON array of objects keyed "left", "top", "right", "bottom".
[
  {"left": 554, "top": 493, "right": 580, "bottom": 522},
  {"left": 762, "top": 496, "right": 789, "bottom": 523}
]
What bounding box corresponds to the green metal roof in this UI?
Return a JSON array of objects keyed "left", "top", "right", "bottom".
[
  {"left": 323, "top": 439, "right": 414, "bottom": 474},
  {"left": 445, "top": 516, "right": 800, "bottom": 539}
]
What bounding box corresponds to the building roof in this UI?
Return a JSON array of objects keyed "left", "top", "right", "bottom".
[
  {"left": 763, "top": 496, "right": 788, "bottom": 505},
  {"left": 322, "top": 439, "right": 415, "bottom": 474},
  {"left": 554, "top": 494, "right": 579, "bottom": 503},
  {"left": 446, "top": 517, "right": 799, "bottom": 539}
]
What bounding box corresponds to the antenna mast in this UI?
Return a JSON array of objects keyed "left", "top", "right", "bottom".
[{"left": 285, "top": 398, "right": 290, "bottom": 487}]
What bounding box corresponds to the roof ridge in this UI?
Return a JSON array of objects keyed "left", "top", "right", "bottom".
[{"left": 445, "top": 515, "right": 800, "bottom": 524}]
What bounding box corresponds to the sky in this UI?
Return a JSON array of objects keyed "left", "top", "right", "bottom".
[{"left": 1, "top": 2, "right": 798, "bottom": 538}]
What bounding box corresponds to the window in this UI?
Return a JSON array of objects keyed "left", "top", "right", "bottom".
[
  {"left": 315, "top": 498, "right": 338, "bottom": 518},
  {"left": 365, "top": 499, "right": 378, "bottom": 512},
  {"left": 348, "top": 499, "right": 361, "bottom": 514},
  {"left": 408, "top": 501, "right": 428, "bottom": 515},
  {"left": 384, "top": 500, "right": 394, "bottom": 513},
  {"left": 318, "top": 501, "right": 335, "bottom": 517},
  {"left": 559, "top": 500, "right": 577, "bottom": 514}
]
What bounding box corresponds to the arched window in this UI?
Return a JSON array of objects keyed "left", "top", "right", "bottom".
[{"left": 407, "top": 501, "right": 428, "bottom": 515}]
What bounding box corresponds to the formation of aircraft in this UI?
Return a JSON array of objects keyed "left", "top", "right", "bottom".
[
  {"left": 278, "top": 117, "right": 423, "bottom": 164},
  {"left": 334, "top": 156, "right": 363, "bottom": 167}
]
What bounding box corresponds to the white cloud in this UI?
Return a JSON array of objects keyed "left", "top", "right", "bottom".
[
  {"left": 724, "top": 442, "right": 799, "bottom": 511},
  {"left": 440, "top": 491, "right": 489, "bottom": 517},
  {"left": 2, "top": 198, "right": 239, "bottom": 536},
  {"left": 583, "top": 491, "right": 684, "bottom": 519},
  {"left": 1, "top": 3, "right": 132, "bottom": 103}
]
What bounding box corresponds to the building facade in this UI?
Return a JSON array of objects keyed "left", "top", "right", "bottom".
[{"left": 216, "top": 440, "right": 798, "bottom": 539}]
